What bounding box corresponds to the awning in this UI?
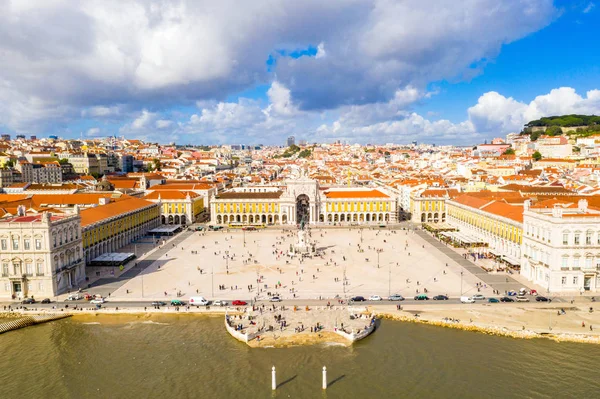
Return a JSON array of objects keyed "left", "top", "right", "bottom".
[{"left": 502, "top": 255, "right": 521, "bottom": 266}]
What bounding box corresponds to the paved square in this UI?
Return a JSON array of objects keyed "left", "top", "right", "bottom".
[{"left": 109, "top": 227, "right": 496, "bottom": 301}]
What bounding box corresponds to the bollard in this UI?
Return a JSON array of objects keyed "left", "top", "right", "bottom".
[
  {"left": 322, "top": 366, "right": 327, "bottom": 389},
  {"left": 272, "top": 366, "right": 276, "bottom": 390}
]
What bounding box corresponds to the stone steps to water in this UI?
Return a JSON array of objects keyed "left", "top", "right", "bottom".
[{"left": 0, "top": 314, "right": 71, "bottom": 334}]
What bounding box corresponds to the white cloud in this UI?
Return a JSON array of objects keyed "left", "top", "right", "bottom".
[
  {"left": 86, "top": 127, "right": 101, "bottom": 137},
  {"left": 155, "top": 119, "right": 173, "bottom": 129},
  {"left": 0, "top": 0, "right": 557, "bottom": 134},
  {"left": 584, "top": 2, "right": 595, "bottom": 13},
  {"left": 265, "top": 81, "right": 299, "bottom": 117},
  {"left": 315, "top": 42, "right": 326, "bottom": 59},
  {"left": 467, "top": 87, "right": 600, "bottom": 136},
  {"left": 310, "top": 86, "right": 600, "bottom": 144}
]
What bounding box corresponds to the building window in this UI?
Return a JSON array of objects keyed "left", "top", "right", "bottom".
[
  {"left": 2, "top": 263, "right": 8, "bottom": 277},
  {"left": 586, "top": 257, "right": 593, "bottom": 269},
  {"left": 574, "top": 233, "right": 580, "bottom": 245},
  {"left": 586, "top": 232, "right": 592, "bottom": 245},
  {"left": 0, "top": 239, "right": 6, "bottom": 251},
  {"left": 562, "top": 276, "right": 567, "bottom": 285},
  {"left": 35, "top": 239, "right": 42, "bottom": 250},
  {"left": 4, "top": 282, "right": 9, "bottom": 291},
  {"left": 573, "top": 276, "right": 578, "bottom": 285},
  {"left": 25, "top": 263, "right": 33, "bottom": 275},
  {"left": 563, "top": 233, "right": 569, "bottom": 245},
  {"left": 24, "top": 239, "right": 30, "bottom": 250},
  {"left": 39, "top": 282, "right": 44, "bottom": 291},
  {"left": 574, "top": 257, "right": 580, "bottom": 269},
  {"left": 562, "top": 257, "right": 568, "bottom": 268},
  {"left": 37, "top": 263, "right": 44, "bottom": 275},
  {"left": 12, "top": 238, "right": 19, "bottom": 250}
]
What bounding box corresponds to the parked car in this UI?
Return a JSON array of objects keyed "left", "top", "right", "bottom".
[
  {"left": 460, "top": 296, "right": 475, "bottom": 303},
  {"left": 22, "top": 298, "right": 36, "bottom": 304},
  {"left": 500, "top": 297, "right": 515, "bottom": 302},
  {"left": 515, "top": 295, "right": 530, "bottom": 302},
  {"left": 351, "top": 296, "right": 366, "bottom": 302},
  {"left": 414, "top": 294, "right": 429, "bottom": 300},
  {"left": 535, "top": 296, "right": 550, "bottom": 302},
  {"left": 433, "top": 295, "right": 449, "bottom": 300},
  {"left": 369, "top": 295, "right": 383, "bottom": 301},
  {"left": 170, "top": 299, "right": 185, "bottom": 306},
  {"left": 269, "top": 296, "right": 282, "bottom": 302},
  {"left": 232, "top": 300, "right": 247, "bottom": 306},
  {"left": 66, "top": 293, "right": 82, "bottom": 301},
  {"left": 488, "top": 297, "right": 500, "bottom": 303},
  {"left": 388, "top": 294, "right": 405, "bottom": 301},
  {"left": 90, "top": 298, "right": 105, "bottom": 304},
  {"left": 151, "top": 301, "right": 167, "bottom": 307},
  {"left": 507, "top": 290, "right": 517, "bottom": 296},
  {"left": 472, "top": 294, "right": 486, "bottom": 300},
  {"left": 41, "top": 298, "right": 52, "bottom": 304},
  {"left": 213, "top": 300, "right": 228, "bottom": 306}
]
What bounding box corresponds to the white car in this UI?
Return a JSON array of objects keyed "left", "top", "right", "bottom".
[
  {"left": 515, "top": 295, "right": 530, "bottom": 302},
  {"left": 213, "top": 300, "right": 228, "bottom": 306},
  {"left": 369, "top": 295, "right": 383, "bottom": 301},
  {"left": 472, "top": 294, "right": 486, "bottom": 300},
  {"left": 90, "top": 298, "right": 105, "bottom": 304},
  {"left": 270, "top": 296, "right": 282, "bottom": 302},
  {"left": 460, "top": 296, "right": 475, "bottom": 303}
]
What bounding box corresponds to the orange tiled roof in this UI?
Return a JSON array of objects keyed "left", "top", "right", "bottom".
[
  {"left": 324, "top": 189, "right": 389, "bottom": 199},
  {"left": 144, "top": 191, "right": 199, "bottom": 200},
  {"left": 80, "top": 196, "right": 156, "bottom": 227}
]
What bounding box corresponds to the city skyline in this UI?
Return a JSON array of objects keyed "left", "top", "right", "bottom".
[{"left": 0, "top": 1, "right": 599, "bottom": 145}]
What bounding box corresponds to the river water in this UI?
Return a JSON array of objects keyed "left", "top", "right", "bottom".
[{"left": 1, "top": 315, "right": 598, "bottom": 398}]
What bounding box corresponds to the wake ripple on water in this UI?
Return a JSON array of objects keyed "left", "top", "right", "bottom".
[{"left": 82, "top": 322, "right": 101, "bottom": 325}]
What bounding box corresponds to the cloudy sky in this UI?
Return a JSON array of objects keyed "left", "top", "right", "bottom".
[{"left": 1, "top": 0, "right": 599, "bottom": 145}]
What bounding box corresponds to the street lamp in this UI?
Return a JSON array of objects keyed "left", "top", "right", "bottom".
[
  {"left": 243, "top": 229, "right": 246, "bottom": 247},
  {"left": 460, "top": 271, "right": 464, "bottom": 296},
  {"left": 211, "top": 262, "right": 214, "bottom": 298},
  {"left": 388, "top": 262, "right": 392, "bottom": 297}
]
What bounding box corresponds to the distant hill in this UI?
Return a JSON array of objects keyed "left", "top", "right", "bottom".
[
  {"left": 526, "top": 114, "right": 600, "bottom": 128},
  {"left": 522, "top": 114, "right": 600, "bottom": 141}
]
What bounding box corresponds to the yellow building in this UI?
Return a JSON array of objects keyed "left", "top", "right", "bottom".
[
  {"left": 410, "top": 189, "right": 458, "bottom": 223},
  {"left": 320, "top": 189, "right": 395, "bottom": 223},
  {"left": 210, "top": 185, "right": 396, "bottom": 225},
  {"left": 446, "top": 194, "right": 523, "bottom": 262},
  {"left": 212, "top": 190, "right": 283, "bottom": 225},
  {"left": 81, "top": 196, "right": 161, "bottom": 264},
  {"left": 144, "top": 191, "right": 204, "bottom": 225}
]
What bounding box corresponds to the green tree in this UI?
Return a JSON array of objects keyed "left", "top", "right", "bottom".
[
  {"left": 530, "top": 130, "right": 542, "bottom": 141},
  {"left": 152, "top": 158, "right": 161, "bottom": 171},
  {"left": 5, "top": 159, "right": 14, "bottom": 168},
  {"left": 532, "top": 151, "right": 542, "bottom": 161},
  {"left": 58, "top": 158, "right": 69, "bottom": 165},
  {"left": 545, "top": 125, "right": 563, "bottom": 136},
  {"left": 503, "top": 148, "right": 515, "bottom": 155},
  {"left": 298, "top": 149, "right": 312, "bottom": 158}
]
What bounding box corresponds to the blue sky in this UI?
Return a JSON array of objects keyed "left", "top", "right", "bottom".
[{"left": 1, "top": 1, "right": 600, "bottom": 145}]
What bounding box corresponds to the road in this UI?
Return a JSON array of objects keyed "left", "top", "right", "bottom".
[{"left": 3, "top": 294, "right": 572, "bottom": 310}]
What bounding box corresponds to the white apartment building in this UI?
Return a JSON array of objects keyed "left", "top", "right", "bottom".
[
  {"left": 521, "top": 199, "right": 600, "bottom": 293},
  {"left": 0, "top": 209, "right": 85, "bottom": 300}
]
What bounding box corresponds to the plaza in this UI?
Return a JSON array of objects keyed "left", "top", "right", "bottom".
[{"left": 107, "top": 226, "right": 497, "bottom": 301}]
